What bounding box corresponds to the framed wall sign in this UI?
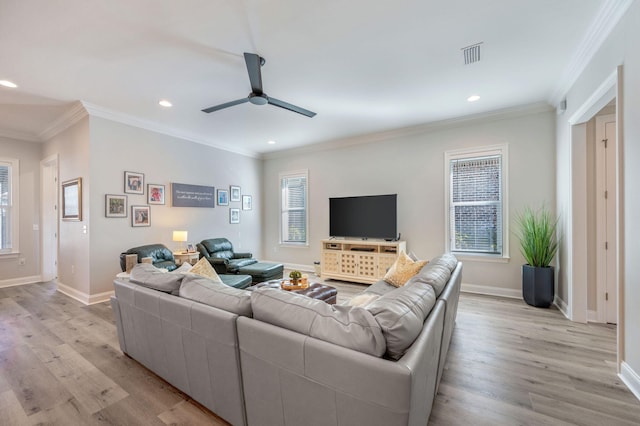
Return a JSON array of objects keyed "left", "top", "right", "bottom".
[
  {"left": 62, "top": 178, "right": 82, "bottom": 221},
  {"left": 171, "top": 183, "right": 215, "bottom": 208},
  {"left": 105, "top": 194, "right": 127, "bottom": 217}
]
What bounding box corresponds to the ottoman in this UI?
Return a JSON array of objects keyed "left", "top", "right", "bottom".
[
  {"left": 249, "top": 280, "right": 338, "bottom": 305},
  {"left": 238, "top": 262, "right": 284, "bottom": 284}
]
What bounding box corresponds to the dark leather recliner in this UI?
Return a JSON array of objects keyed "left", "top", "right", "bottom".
[
  {"left": 197, "top": 238, "right": 257, "bottom": 274},
  {"left": 120, "top": 243, "right": 177, "bottom": 272}
]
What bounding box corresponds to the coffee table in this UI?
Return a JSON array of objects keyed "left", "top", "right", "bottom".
[{"left": 249, "top": 280, "right": 338, "bottom": 304}]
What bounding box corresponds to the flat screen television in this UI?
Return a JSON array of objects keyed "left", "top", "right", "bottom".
[{"left": 329, "top": 194, "right": 397, "bottom": 240}]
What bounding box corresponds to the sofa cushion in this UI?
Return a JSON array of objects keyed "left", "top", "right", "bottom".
[
  {"left": 383, "top": 251, "right": 428, "bottom": 287},
  {"left": 129, "top": 263, "right": 185, "bottom": 293},
  {"left": 251, "top": 288, "right": 386, "bottom": 357},
  {"left": 188, "top": 257, "right": 223, "bottom": 283},
  {"left": 366, "top": 281, "right": 437, "bottom": 360},
  {"left": 227, "top": 258, "right": 258, "bottom": 272},
  {"left": 179, "top": 274, "right": 252, "bottom": 317},
  {"left": 408, "top": 254, "right": 458, "bottom": 296}
]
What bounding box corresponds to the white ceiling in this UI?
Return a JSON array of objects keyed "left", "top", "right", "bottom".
[{"left": 0, "top": 0, "right": 611, "bottom": 156}]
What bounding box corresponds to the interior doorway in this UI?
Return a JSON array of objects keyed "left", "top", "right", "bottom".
[
  {"left": 41, "top": 154, "right": 58, "bottom": 282},
  {"left": 595, "top": 113, "right": 617, "bottom": 324}
]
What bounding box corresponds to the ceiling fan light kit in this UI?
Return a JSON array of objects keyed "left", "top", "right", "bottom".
[{"left": 202, "top": 52, "right": 316, "bottom": 117}]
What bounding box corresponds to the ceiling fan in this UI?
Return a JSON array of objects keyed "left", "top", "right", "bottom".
[{"left": 202, "top": 52, "right": 316, "bottom": 118}]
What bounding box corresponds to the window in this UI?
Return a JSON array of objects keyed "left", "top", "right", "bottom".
[
  {"left": 0, "top": 158, "right": 19, "bottom": 254},
  {"left": 280, "top": 170, "right": 308, "bottom": 245},
  {"left": 445, "top": 145, "right": 508, "bottom": 258}
]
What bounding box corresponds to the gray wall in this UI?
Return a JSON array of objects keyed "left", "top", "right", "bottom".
[
  {"left": 262, "top": 107, "right": 556, "bottom": 295},
  {"left": 87, "top": 117, "right": 263, "bottom": 295},
  {"left": 0, "top": 137, "right": 42, "bottom": 283},
  {"left": 556, "top": 0, "right": 640, "bottom": 386}
]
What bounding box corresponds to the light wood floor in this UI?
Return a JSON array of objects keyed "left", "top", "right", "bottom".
[{"left": 1, "top": 280, "right": 639, "bottom": 425}]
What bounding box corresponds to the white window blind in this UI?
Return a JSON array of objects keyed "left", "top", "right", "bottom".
[
  {"left": 449, "top": 154, "right": 503, "bottom": 255},
  {"left": 280, "top": 171, "right": 308, "bottom": 244},
  {"left": 0, "top": 161, "right": 14, "bottom": 252}
]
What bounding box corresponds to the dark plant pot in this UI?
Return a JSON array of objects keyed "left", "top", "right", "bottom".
[{"left": 522, "top": 264, "right": 554, "bottom": 308}]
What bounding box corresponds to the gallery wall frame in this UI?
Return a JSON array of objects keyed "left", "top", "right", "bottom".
[
  {"left": 131, "top": 205, "right": 151, "bottom": 227},
  {"left": 242, "top": 195, "right": 252, "bottom": 210},
  {"left": 230, "top": 185, "right": 241, "bottom": 202},
  {"left": 148, "top": 184, "right": 165, "bottom": 205},
  {"left": 62, "top": 177, "right": 82, "bottom": 221},
  {"left": 105, "top": 194, "right": 127, "bottom": 217},
  {"left": 217, "top": 189, "right": 229, "bottom": 206},
  {"left": 124, "top": 171, "right": 144, "bottom": 194},
  {"left": 230, "top": 208, "right": 240, "bottom": 224}
]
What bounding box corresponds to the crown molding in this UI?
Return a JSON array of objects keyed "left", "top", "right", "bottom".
[
  {"left": 262, "top": 102, "right": 553, "bottom": 160},
  {"left": 548, "top": 0, "right": 633, "bottom": 106},
  {"left": 81, "top": 101, "right": 260, "bottom": 159},
  {"left": 37, "top": 101, "right": 88, "bottom": 141},
  {"left": 0, "top": 128, "right": 40, "bottom": 142}
]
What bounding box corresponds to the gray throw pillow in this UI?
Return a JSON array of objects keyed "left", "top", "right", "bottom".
[
  {"left": 251, "top": 288, "right": 386, "bottom": 357},
  {"left": 129, "top": 263, "right": 185, "bottom": 293},
  {"left": 366, "top": 281, "right": 436, "bottom": 360},
  {"left": 179, "top": 274, "right": 252, "bottom": 317}
]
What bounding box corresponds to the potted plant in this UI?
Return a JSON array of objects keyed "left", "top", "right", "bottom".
[
  {"left": 515, "top": 205, "right": 559, "bottom": 308},
  {"left": 289, "top": 270, "right": 302, "bottom": 285}
]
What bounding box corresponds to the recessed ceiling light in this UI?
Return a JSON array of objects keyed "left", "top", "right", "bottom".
[
  {"left": 0, "top": 80, "right": 18, "bottom": 88},
  {"left": 268, "top": 140, "right": 276, "bottom": 145},
  {"left": 467, "top": 95, "right": 480, "bottom": 102},
  {"left": 159, "top": 99, "right": 172, "bottom": 107}
]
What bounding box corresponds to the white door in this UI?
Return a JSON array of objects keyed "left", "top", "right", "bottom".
[
  {"left": 595, "top": 114, "right": 617, "bottom": 324},
  {"left": 41, "top": 155, "right": 58, "bottom": 282}
]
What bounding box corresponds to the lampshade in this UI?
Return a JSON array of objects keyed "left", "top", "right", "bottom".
[{"left": 172, "top": 230, "right": 188, "bottom": 242}]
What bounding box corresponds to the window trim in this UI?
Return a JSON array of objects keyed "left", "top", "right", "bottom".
[
  {"left": 444, "top": 144, "right": 509, "bottom": 261},
  {"left": 279, "top": 169, "right": 309, "bottom": 247},
  {"left": 0, "top": 157, "right": 19, "bottom": 256}
]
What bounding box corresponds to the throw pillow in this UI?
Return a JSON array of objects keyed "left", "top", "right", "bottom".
[
  {"left": 346, "top": 293, "right": 381, "bottom": 307},
  {"left": 383, "top": 251, "right": 428, "bottom": 287},
  {"left": 188, "top": 257, "right": 223, "bottom": 283}
]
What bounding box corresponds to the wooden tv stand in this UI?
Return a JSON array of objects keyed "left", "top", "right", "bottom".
[{"left": 320, "top": 239, "right": 407, "bottom": 284}]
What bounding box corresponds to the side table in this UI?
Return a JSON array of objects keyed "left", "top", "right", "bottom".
[{"left": 173, "top": 251, "right": 200, "bottom": 266}]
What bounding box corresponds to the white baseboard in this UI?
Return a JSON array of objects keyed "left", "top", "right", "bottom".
[
  {"left": 57, "top": 282, "right": 114, "bottom": 305},
  {"left": 554, "top": 295, "right": 570, "bottom": 319},
  {"left": 460, "top": 283, "right": 521, "bottom": 299},
  {"left": 0, "top": 275, "right": 42, "bottom": 288},
  {"left": 620, "top": 361, "right": 640, "bottom": 402}
]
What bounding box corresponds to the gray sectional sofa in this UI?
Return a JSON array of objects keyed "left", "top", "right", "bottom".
[{"left": 110, "top": 254, "right": 462, "bottom": 426}]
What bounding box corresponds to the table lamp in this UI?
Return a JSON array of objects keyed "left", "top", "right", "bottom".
[{"left": 172, "top": 230, "right": 188, "bottom": 253}]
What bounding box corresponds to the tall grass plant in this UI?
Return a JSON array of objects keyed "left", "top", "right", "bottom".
[{"left": 515, "top": 205, "right": 558, "bottom": 267}]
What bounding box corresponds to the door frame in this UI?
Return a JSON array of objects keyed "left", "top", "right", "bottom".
[{"left": 40, "top": 154, "right": 59, "bottom": 282}]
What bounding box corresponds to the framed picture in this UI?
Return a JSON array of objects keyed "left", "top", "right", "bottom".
[
  {"left": 124, "top": 171, "right": 144, "bottom": 194},
  {"left": 217, "top": 189, "right": 229, "bottom": 206},
  {"left": 230, "top": 185, "right": 241, "bottom": 202},
  {"left": 131, "top": 205, "right": 150, "bottom": 227},
  {"left": 187, "top": 243, "right": 196, "bottom": 253},
  {"left": 62, "top": 178, "right": 82, "bottom": 221},
  {"left": 148, "top": 184, "right": 165, "bottom": 205},
  {"left": 105, "top": 194, "right": 127, "bottom": 217},
  {"left": 230, "top": 208, "right": 240, "bottom": 224},
  {"left": 242, "top": 195, "right": 252, "bottom": 210}
]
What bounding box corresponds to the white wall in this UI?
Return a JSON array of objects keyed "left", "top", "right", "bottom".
[
  {"left": 262, "top": 107, "right": 556, "bottom": 295},
  {"left": 555, "top": 0, "right": 640, "bottom": 387},
  {"left": 87, "top": 117, "right": 263, "bottom": 295},
  {"left": 0, "top": 137, "right": 42, "bottom": 284},
  {"left": 42, "top": 117, "right": 92, "bottom": 296}
]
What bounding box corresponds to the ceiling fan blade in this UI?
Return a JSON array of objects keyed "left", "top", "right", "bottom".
[
  {"left": 244, "top": 52, "right": 264, "bottom": 95},
  {"left": 201, "top": 97, "right": 249, "bottom": 113},
  {"left": 268, "top": 97, "right": 317, "bottom": 118}
]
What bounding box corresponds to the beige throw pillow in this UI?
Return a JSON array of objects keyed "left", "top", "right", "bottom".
[
  {"left": 188, "top": 257, "right": 223, "bottom": 284},
  {"left": 383, "top": 251, "right": 428, "bottom": 288}
]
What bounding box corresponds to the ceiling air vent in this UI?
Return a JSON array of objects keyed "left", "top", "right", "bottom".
[{"left": 462, "top": 42, "right": 483, "bottom": 65}]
